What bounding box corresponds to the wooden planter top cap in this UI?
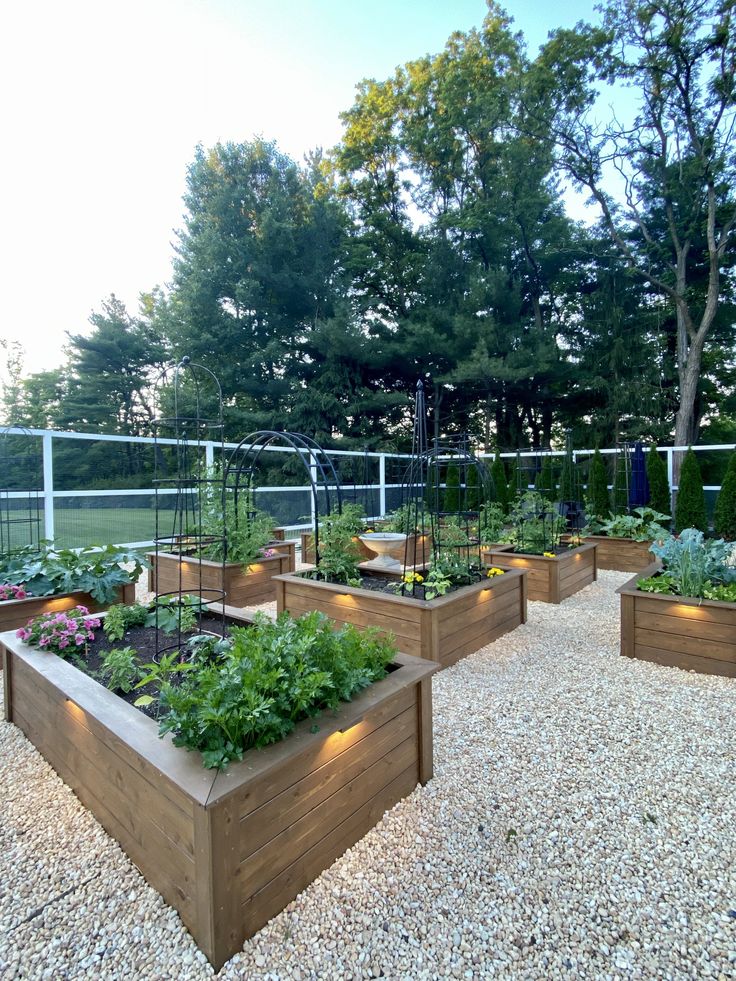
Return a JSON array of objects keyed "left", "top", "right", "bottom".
[{"left": 616, "top": 561, "right": 736, "bottom": 611}]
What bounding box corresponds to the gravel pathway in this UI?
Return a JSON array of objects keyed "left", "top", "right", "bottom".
[{"left": 2, "top": 570, "right": 736, "bottom": 979}]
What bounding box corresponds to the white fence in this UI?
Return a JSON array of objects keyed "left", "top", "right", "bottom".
[{"left": 0, "top": 427, "right": 733, "bottom": 549}]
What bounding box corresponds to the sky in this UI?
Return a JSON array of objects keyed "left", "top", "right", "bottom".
[{"left": 1, "top": 0, "right": 602, "bottom": 376}]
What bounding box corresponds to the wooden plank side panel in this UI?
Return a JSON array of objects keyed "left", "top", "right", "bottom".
[
  {"left": 632, "top": 643, "right": 736, "bottom": 678},
  {"left": 437, "top": 587, "right": 521, "bottom": 642},
  {"left": 631, "top": 595, "right": 736, "bottom": 624},
  {"left": 635, "top": 609, "right": 736, "bottom": 644},
  {"left": 238, "top": 705, "right": 418, "bottom": 858},
  {"left": 441, "top": 609, "right": 524, "bottom": 667},
  {"left": 280, "top": 578, "right": 425, "bottom": 622},
  {"left": 558, "top": 552, "right": 596, "bottom": 585},
  {"left": 11, "top": 658, "right": 196, "bottom": 859},
  {"left": 281, "top": 597, "right": 423, "bottom": 657},
  {"left": 8, "top": 673, "right": 197, "bottom": 924},
  {"left": 634, "top": 626, "right": 736, "bottom": 663},
  {"left": 0, "top": 584, "right": 134, "bottom": 634},
  {"left": 227, "top": 684, "right": 417, "bottom": 820},
  {"left": 239, "top": 766, "right": 419, "bottom": 944}
]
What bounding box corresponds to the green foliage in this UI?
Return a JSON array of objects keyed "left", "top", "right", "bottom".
[
  {"left": 646, "top": 447, "right": 671, "bottom": 517},
  {"left": 702, "top": 582, "right": 736, "bottom": 603},
  {"left": 443, "top": 465, "right": 460, "bottom": 513},
  {"left": 99, "top": 647, "right": 139, "bottom": 693},
  {"left": 713, "top": 452, "right": 736, "bottom": 541},
  {"left": 587, "top": 448, "right": 611, "bottom": 520},
  {"left": 384, "top": 504, "right": 422, "bottom": 534},
  {"left": 558, "top": 448, "right": 578, "bottom": 502},
  {"left": 597, "top": 507, "right": 670, "bottom": 542},
  {"left": 674, "top": 449, "right": 707, "bottom": 532},
  {"left": 151, "top": 595, "right": 202, "bottom": 635},
  {"left": 636, "top": 574, "right": 679, "bottom": 596},
  {"left": 490, "top": 453, "right": 509, "bottom": 514},
  {"left": 0, "top": 543, "right": 147, "bottom": 604},
  {"left": 479, "top": 503, "right": 506, "bottom": 545},
  {"left": 313, "top": 504, "right": 364, "bottom": 585},
  {"left": 156, "top": 611, "right": 396, "bottom": 770},
  {"left": 422, "top": 566, "right": 453, "bottom": 600},
  {"left": 103, "top": 603, "right": 149, "bottom": 642},
  {"left": 649, "top": 529, "right": 736, "bottom": 598},
  {"left": 534, "top": 457, "right": 555, "bottom": 500},
  {"left": 465, "top": 465, "right": 481, "bottom": 512},
  {"left": 508, "top": 492, "right": 564, "bottom": 555}
]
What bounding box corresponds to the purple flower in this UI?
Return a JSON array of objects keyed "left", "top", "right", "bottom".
[
  {"left": 74, "top": 633, "right": 85, "bottom": 645},
  {"left": 58, "top": 638, "right": 69, "bottom": 649}
]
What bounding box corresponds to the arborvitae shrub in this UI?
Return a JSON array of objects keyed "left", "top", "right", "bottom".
[
  {"left": 675, "top": 448, "right": 707, "bottom": 532},
  {"left": 506, "top": 453, "right": 524, "bottom": 503},
  {"left": 491, "top": 452, "right": 509, "bottom": 514},
  {"left": 534, "top": 456, "right": 555, "bottom": 499},
  {"left": 713, "top": 452, "right": 736, "bottom": 541},
  {"left": 443, "top": 464, "right": 460, "bottom": 513},
  {"left": 588, "top": 448, "right": 610, "bottom": 518},
  {"left": 646, "top": 446, "right": 671, "bottom": 517},
  {"left": 559, "top": 452, "right": 577, "bottom": 501},
  {"left": 466, "top": 465, "right": 481, "bottom": 512}
]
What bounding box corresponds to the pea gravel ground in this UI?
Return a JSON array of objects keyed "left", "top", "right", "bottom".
[{"left": 1, "top": 570, "right": 736, "bottom": 980}]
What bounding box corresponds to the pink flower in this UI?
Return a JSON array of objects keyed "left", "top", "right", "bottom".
[
  {"left": 74, "top": 633, "right": 85, "bottom": 645},
  {"left": 76, "top": 606, "right": 89, "bottom": 615},
  {"left": 58, "top": 638, "right": 69, "bottom": 649},
  {"left": 16, "top": 627, "right": 29, "bottom": 640}
]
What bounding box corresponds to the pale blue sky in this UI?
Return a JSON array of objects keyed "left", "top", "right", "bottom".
[{"left": 1, "top": 0, "right": 601, "bottom": 374}]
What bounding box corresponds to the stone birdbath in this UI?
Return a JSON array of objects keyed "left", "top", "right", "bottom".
[{"left": 358, "top": 532, "right": 408, "bottom": 572}]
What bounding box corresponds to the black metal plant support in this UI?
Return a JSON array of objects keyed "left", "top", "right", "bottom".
[
  {"left": 223, "top": 431, "right": 343, "bottom": 566},
  {"left": 152, "top": 357, "right": 226, "bottom": 655},
  {"left": 0, "top": 427, "right": 43, "bottom": 556}
]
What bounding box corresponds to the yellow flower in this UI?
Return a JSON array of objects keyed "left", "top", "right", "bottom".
[
  {"left": 543, "top": 551, "right": 555, "bottom": 558},
  {"left": 364, "top": 528, "right": 375, "bottom": 534},
  {"left": 486, "top": 567, "right": 504, "bottom": 577},
  {"left": 403, "top": 571, "right": 424, "bottom": 584}
]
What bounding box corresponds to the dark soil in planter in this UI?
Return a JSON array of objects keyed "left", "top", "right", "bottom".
[
  {"left": 506, "top": 545, "right": 570, "bottom": 556},
  {"left": 300, "top": 570, "right": 490, "bottom": 601},
  {"left": 64, "top": 614, "right": 238, "bottom": 721}
]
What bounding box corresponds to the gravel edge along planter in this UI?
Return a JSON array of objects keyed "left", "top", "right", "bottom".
[
  {"left": 274, "top": 568, "right": 528, "bottom": 670},
  {"left": 562, "top": 534, "right": 653, "bottom": 572},
  {"left": 1, "top": 611, "right": 438, "bottom": 971},
  {"left": 482, "top": 544, "right": 597, "bottom": 604},
  {"left": 148, "top": 549, "right": 293, "bottom": 607},
  {"left": 0, "top": 582, "right": 135, "bottom": 635},
  {"left": 617, "top": 561, "right": 736, "bottom": 678}
]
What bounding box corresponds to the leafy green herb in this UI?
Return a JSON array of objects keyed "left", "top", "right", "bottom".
[
  {"left": 99, "top": 646, "right": 139, "bottom": 693},
  {"left": 103, "top": 603, "right": 149, "bottom": 642},
  {"left": 156, "top": 611, "right": 395, "bottom": 770}
]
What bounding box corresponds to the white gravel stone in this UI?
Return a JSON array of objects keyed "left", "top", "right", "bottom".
[{"left": 1, "top": 570, "right": 736, "bottom": 979}]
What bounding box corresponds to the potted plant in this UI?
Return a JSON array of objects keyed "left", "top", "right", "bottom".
[
  {"left": 483, "top": 492, "right": 597, "bottom": 603},
  {"left": 563, "top": 506, "right": 670, "bottom": 572},
  {"left": 149, "top": 498, "right": 293, "bottom": 608},
  {"left": 2, "top": 600, "right": 438, "bottom": 970},
  {"left": 617, "top": 528, "right": 736, "bottom": 677},
  {"left": 0, "top": 542, "right": 145, "bottom": 633},
  {"left": 276, "top": 509, "right": 527, "bottom": 669}
]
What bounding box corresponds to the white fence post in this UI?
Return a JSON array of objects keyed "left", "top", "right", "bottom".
[
  {"left": 42, "top": 432, "right": 55, "bottom": 542},
  {"left": 666, "top": 447, "right": 675, "bottom": 514},
  {"left": 379, "top": 454, "right": 386, "bottom": 517},
  {"left": 205, "top": 441, "right": 214, "bottom": 471}
]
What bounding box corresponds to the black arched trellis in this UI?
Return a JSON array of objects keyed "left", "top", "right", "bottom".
[
  {"left": 153, "top": 357, "right": 226, "bottom": 654},
  {"left": 224, "top": 431, "right": 343, "bottom": 564}
]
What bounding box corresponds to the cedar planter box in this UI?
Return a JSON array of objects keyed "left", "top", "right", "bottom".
[
  {"left": 482, "top": 544, "right": 597, "bottom": 604},
  {"left": 1, "top": 621, "right": 438, "bottom": 970},
  {"left": 0, "top": 582, "right": 135, "bottom": 635},
  {"left": 301, "top": 532, "right": 432, "bottom": 566},
  {"left": 562, "top": 534, "right": 653, "bottom": 572},
  {"left": 148, "top": 550, "right": 291, "bottom": 607},
  {"left": 274, "top": 568, "right": 527, "bottom": 670},
  {"left": 617, "top": 562, "right": 736, "bottom": 678}
]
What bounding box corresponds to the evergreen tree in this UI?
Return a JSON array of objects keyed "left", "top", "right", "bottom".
[
  {"left": 587, "top": 448, "right": 611, "bottom": 519},
  {"left": 559, "top": 449, "right": 577, "bottom": 501},
  {"left": 443, "top": 464, "right": 460, "bottom": 513},
  {"left": 675, "top": 448, "right": 707, "bottom": 532},
  {"left": 713, "top": 452, "right": 736, "bottom": 541},
  {"left": 612, "top": 450, "right": 630, "bottom": 514},
  {"left": 506, "top": 452, "right": 524, "bottom": 504},
  {"left": 466, "top": 465, "right": 481, "bottom": 512},
  {"left": 535, "top": 456, "right": 555, "bottom": 499},
  {"left": 646, "top": 446, "right": 671, "bottom": 517},
  {"left": 491, "top": 453, "right": 509, "bottom": 514}
]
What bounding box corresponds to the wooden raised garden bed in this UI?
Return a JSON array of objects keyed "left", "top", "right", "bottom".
[
  {"left": 274, "top": 568, "right": 527, "bottom": 670},
  {"left": 1, "top": 618, "right": 438, "bottom": 970},
  {"left": 148, "top": 549, "right": 292, "bottom": 607},
  {"left": 562, "top": 534, "right": 653, "bottom": 572},
  {"left": 301, "top": 531, "right": 432, "bottom": 567},
  {"left": 0, "top": 583, "right": 135, "bottom": 635},
  {"left": 617, "top": 562, "right": 736, "bottom": 678},
  {"left": 482, "top": 544, "right": 597, "bottom": 604}
]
